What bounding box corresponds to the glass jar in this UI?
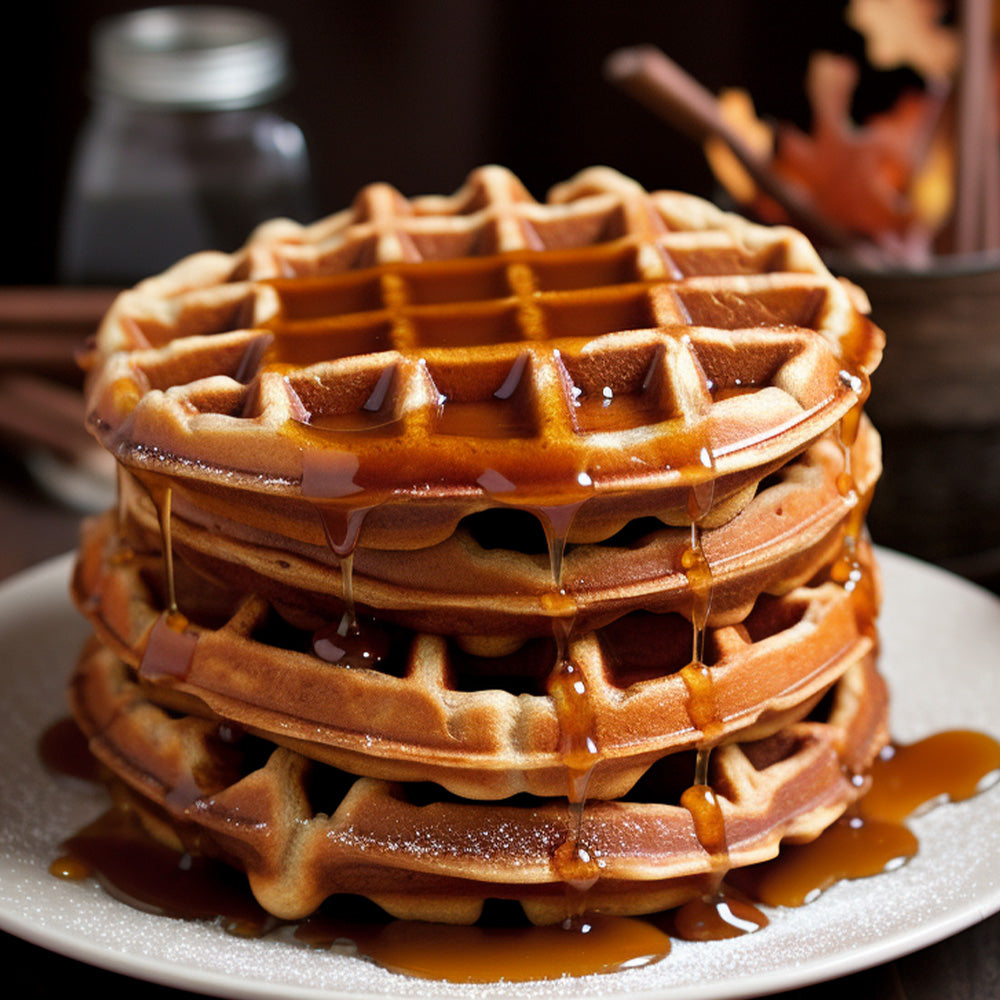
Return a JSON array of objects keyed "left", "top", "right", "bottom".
[{"left": 59, "top": 5, "right": 314, "bottom": 285}]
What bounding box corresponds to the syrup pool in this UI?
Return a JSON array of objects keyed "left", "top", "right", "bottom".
[{"left": 39, "top": 716, "right": 1000, "bottom": 983}]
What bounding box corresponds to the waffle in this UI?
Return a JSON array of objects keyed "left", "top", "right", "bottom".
[
  {"left": 111, "top": 416, "right": 880, "bottom": 639},
  {"left": 70, "top": 639, "right": 887, "bottom": 924},
  {"left": 69, "top": 165, "right": 888, "bottom": 929},
  {"left": 83, "top": 165, "right": 882, "bottom": 552},
  {"left": 73, "top": 508, "right": 879, "bottom": 799}
]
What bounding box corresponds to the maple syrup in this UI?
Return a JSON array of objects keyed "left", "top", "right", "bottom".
[
  {"left": 38, "top": 697, "right": 1000, "bottom": 979},
  {"left": 140, "top": 612, "right": 199, "bottom": 680},
  {"left": 38, "top": 715, "right": 101, "bottom": 783},
  {"left": 296, "top": 906, "right": 671, "bottom": 982},
  {"left": 314, "top": 504, "right": 375, "bottom": 632},
  {"left": 539, "top": 502, "right": 606, "bottom": 907},
  {"left": 671, "top": 891, "right": 769, "bottom": 942},
  {"left": 571, "top": 386, "right": 663, "bottom": 434},
  {"left": 127, "top": 475, "right": 202, "bottom": 680},
  {"left": 312, "top": 615, "right": 393, "bottom": 670},
  {"left": 730, "top": 729, "right": 1000, "bottom": 909},
  {"left": 57, "top": 804, "right": 276, "bottom": 937},
  {"left": 729, "top": 815, "right": 919, "bottom": 908},
  {"left": 146, "top": 477, "right": 179, "bottom": 616},
  {"left": 860, "top": 730, "right": 1000, "bottom": 824}
]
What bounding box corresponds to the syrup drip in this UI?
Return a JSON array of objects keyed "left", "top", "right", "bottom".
[
  {"left": 670, "top": 380, "right": 751, "bottom": 938},
  {"left": 680, "top": 437, "right": 719, "bottom": 714},
  {"left": 831, "top": 367, "right": 877, "bottom": 633},
  {"left": 672, "top": 766, "right": 770, "bottom": 944},
  {"left": 115, "top": 464, "right": 129, "bottom": 533},
  {"left": 134, "top": 476, "right": 198, "bottom": 678},
  {"left": 308, "top": 503, "right": 396, "bottom": 671},
  {"left": 315, "top": 504, "right": 374, "bottom": 632},
  {"left": 533, "top": 496, "right": 605, "bottom": 907},
  {"left": 312, "top": 615, "right": 392, "bottom": 670},
  {"left": 140, "top": 613, "right": 198, "bottom": 679},
  {"left": 151, "top": 480, "right": 178, "bottom": 616}
]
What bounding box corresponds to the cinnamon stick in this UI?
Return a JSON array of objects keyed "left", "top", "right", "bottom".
[
  {"left": 603, "top": 45, "right": 857, "bottom": 250},
  {"left": 953, "top": 0, "right": 997, "bottom": 253},
  {"left": 0, "top": 374, "right": 94, "bottom": 461},
  {"left": 0, "top": 329, "right": 89, "bottom": 369},
  {"left": 0, "top": 286, "right": 118, "bottom": 327}
]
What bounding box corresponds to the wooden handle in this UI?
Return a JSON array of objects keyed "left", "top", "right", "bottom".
[{"left": 604, "top": 45, "right": 856, "bottom": 250}]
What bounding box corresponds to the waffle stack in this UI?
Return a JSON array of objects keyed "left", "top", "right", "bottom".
[{"left": 70, "top": 166, "right": 887, "bottom": 926}]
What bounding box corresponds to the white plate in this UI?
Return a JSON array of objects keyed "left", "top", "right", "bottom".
[{"left": 1, "top": 549, "right": 999, "bottom": 1000}]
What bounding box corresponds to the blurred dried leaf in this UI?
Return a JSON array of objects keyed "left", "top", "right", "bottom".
[
  {"left": 847, "top": 0, "right": 959, "bottom": 79},
  {"left": 770, "top": 52, "right": 944, "bottom": 240},
  {"left": 703, "top": 89, "right": 774, "bottom": 205}
]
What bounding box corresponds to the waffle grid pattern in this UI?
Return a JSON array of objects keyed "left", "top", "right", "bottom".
[
  {"left": 74, "top": 509, "right": 877, "bottom": 800},
  {"left": 71, "top": 639, "right": 887, "bottom": 924},
  {"left": 87, "top": 166, "right": 881, "bottom": 505}
]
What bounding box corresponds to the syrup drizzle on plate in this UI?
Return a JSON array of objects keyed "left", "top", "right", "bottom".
[{"left": 40, "top": 715, "right": 1000, "bottom": 982}]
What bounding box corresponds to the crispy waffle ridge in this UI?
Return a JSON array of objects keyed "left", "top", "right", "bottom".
[
  {"left": 71, "top": 639, "right": 887, "bottom": 925},
  {"left": 83, "top": 164, "right": 883, "bottom": 549},
  {"left": 113, "top": 416, "right": 880, "bottom": 638},
  {"left": 70, "top": 165, "right": 889, "bottom": 928},
  {"left": 73, "top": 509, "right": 879, "bottom": 799}
]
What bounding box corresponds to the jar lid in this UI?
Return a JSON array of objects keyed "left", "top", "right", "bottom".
[{"left": 90, "top": 5, "right": 291, "bottom": 109}]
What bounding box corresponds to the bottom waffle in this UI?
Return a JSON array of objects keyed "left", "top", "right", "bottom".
[{"left": 70, "top": 639, "right": 887, "bottom": 925}]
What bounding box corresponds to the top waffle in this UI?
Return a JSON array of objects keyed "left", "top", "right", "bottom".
[{"left": 83, "top": 166, "right": 883, "bottom": 546}]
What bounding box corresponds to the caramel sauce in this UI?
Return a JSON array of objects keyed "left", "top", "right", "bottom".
[
  {"left": 671, "top": 891, "right": 769, "bottom": 941},
  {"left": 296, "top": 907, "right": 671, "bottom": 982},
  {"left": 860, "top": 730, "right": 1000, "bottom": 824},
  {"left": 730, "top": 729, "right": 1000, "bottom": 909},
  {"left": 38, "top": 715, "right": 1000, "bottom": 979}
]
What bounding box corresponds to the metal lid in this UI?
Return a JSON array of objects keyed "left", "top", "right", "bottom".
[{"left": 90, "top": 5, "right": 291, "bottom": 109}]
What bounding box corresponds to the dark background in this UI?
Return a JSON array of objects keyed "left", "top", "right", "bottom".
[{"left": 11, "top": 0, "right": 900, "bottom": 286}]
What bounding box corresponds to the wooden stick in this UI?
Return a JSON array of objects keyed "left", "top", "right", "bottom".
[
  {"left": 0, "top": 329, "right": 88, "bottom": 369},
  {"left": 953, "top": 0, "right": 993, "bottom": 252},
  {"left": 981, "top": 43, "right": 1000, "bottom": 251},
  {"left": 603, "top": 44, "right": 857, "bottom": 250},
  {"left": 0, "top": 374, "right": 95, "bottom": 462},
  {"left": 0, "top": 286, "right": 118, "bottom": 326}
]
